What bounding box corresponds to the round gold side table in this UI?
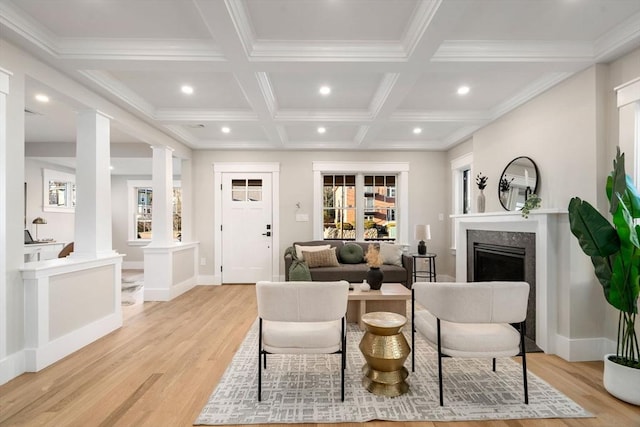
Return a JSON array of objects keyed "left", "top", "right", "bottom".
[{"left": 359, "top": 311, "right": 410, "bottom": 397}]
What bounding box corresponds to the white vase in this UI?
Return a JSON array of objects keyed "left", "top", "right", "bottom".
[
  {"left": 603, "top": 354, "right": 640, "bottom": 406},
  {"left": 477, "top": 189, "right": 486, "bottom": 213}
]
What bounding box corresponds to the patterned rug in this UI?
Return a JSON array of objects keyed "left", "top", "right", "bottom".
[{"left": 195, "top": 322, "right": 591, "bottom": 425}]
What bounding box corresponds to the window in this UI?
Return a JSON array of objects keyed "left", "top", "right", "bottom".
[
  {"left": 314, "top": 162, "right": 409, "bottom": 243},
  {"left": 128, "top": 180, "right": 182, "bottom": 243},
  {"left": 323, "top": 174, "right": 356, "bottom": 239},
  {"left": 232, "top": 179, "right": 262, "bottom": 201},
  {"left": 43, "top": 169, "right": 75, "bottom": 212},
  {"left": 462, "top": 168, "right": 471, "bottom": 214}
]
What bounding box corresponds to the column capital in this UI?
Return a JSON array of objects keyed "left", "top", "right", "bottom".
[{"left": 0, "top": 67, "right": 12, "bottom": 95}]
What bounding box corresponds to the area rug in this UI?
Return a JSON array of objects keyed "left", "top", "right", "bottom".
[{"left": 195, "top": 322, "right": 592, "bottom": 425}]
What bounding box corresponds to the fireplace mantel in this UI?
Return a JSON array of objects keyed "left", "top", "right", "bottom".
[{"left": 451, "top": 209, "right": 566, "bottom": 354}]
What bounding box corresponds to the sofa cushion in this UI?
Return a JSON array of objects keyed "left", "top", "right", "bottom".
[
  {"left": 295, "top": 244, "right": 330, "bottom": 261},
  {"left": 304, "top": 247, "right": 340, "bottom": 268},
  {"left": 380, "top": 242, "right": 403, "bottom": 266},
  {"left": 339, "top": 243, "right": 364, "bottom": 264}
]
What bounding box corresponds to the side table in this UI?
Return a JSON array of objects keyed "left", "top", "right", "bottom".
[
  {"left": 359, "top": 312, "right": 410, "bottom": 397},
  {"left": 411, "top": 253, "right": 437, "bottom": 282}
]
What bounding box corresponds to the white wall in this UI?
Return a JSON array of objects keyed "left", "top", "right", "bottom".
[
  {"left": 192, "top": 150, "right": 449, "bottom": 279},
  {"left": 445, "top": 46, "right": 640, "bottom": 357}
]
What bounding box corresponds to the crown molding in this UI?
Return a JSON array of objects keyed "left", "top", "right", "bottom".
[
  {"left": 441, "top": 124, "right": 485, "bottom": 148},
  {"left": 155, "top": 109, "right": 258, "bottom": 122},
  {"left": 365, "top": 140, "right": 445, "bottom": 151},
  {"left": 163, "top": 125, "right": 200, "bottom": 147},
  {"left": 274, "top": 110, "right": 373, "bottom": 122},
  {"left": 402, "top": 0, "right": 442, "bottom": 56},
  {"left": 594, "top": 12, "right": 640, "bottom": 61},
  {"left": 0, "top": 1, "right": 58, "bottom": 56},
  {"left": 194, "top": 140, "right": 280, "bottom": 150},
  {"left": 57, "top": 39, "right": 224, "bottom": 61},
  {"left": 369, "top": 73, "right": 400, "bottom": 117},
  {"left": 275, "top": 125, "right": 288, "bottom": 144},
  {"left": 255, "top": 72, "right": 277, "bottom": 116},
  {"left": 390, "top": 110, "right": 489, "bottom": 122},
  {"left": 248, "top": 41, "right": 407, "bottom": 62},
  {"left": 354, "top": 126, "right": 369, "bottom": 144},
  {"left": 432, "top": 40, "right": 593, "bottom": 62},
  {"left": 224, "top": 0, "right": 255, "bottom": 58},
  {"left": 78, "top": 70, "right": 156, "bottom": 119},
  {"left": 489, "top": 72, "right": 573, "bottom": 119}
]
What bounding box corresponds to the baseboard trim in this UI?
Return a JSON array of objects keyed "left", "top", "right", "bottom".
[
  {"left": 198, "top": 275, "right": 219, "bottom": 285},
  {"left": 170, "top": 278, "right": 196, "bottom": 299},
  {"left": 24, "top": 312, "right": 122, "bottom": 372},
  {"left": 554, "top": 334, "right": 615, "bottom": 362},
  {"left": 0, "top": 350, "right": 26, "bottom": 385}
]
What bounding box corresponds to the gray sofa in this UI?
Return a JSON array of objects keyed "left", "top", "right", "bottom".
[{"left": 284, "top": 240, "right": 413, "bottom": 288}]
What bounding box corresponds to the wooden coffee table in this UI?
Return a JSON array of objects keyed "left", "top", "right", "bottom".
[{"left": 347, "top": 283, "right": 411, "bottom": 330}]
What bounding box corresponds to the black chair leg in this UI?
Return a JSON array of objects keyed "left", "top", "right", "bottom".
[
  {"left": 341, "top": 316, "right": 345, "bottom": 402},
  {"left": 492, "top": 358, "right": 496, "bottom": 372},
  {"left": 411, "top": 288, "right": 415, "bottom": 372},
  {"left": 258, "top": 318, "right": 263, "bottom": 402},
  {"left": 520, "top": 321, "right": 529, "bottom": 404},
  {"left": 437, "top": 318, "right": 443, "bottom": 406}
]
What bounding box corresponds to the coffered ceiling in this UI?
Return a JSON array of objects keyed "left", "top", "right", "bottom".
[{"left": 3, "top": 0, "right": 640, "bottom": 152}]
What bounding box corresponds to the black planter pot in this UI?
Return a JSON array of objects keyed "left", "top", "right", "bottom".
[{"left": 367, "top": 267, "right": 384, "bottom": 290}]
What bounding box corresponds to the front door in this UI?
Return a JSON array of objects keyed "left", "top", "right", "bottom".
[{"left": 221, "top": 173, "right": 273, "bottom": 283}]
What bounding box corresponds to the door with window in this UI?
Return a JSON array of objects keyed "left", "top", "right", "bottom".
[{"left": 221, "top": 173, "right": 273, "bottom": 283}]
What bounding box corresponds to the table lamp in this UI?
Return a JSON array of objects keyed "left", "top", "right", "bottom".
[
  {"left": 32, "top": 217, "right": 47, "bottom": 241},
  {"left": 415, "top": 224, "right": 431, "bottom": 255}
]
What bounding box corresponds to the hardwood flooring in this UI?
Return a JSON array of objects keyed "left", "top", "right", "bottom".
[{"left": 1, "top": 285, "right": 639, "bottom": 427}]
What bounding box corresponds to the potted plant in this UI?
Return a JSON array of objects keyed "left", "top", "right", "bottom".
[{"left": 568, "top": 148, "right": 639, "bottom": 405}]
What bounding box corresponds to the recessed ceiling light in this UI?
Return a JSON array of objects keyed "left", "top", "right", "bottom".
[
  {"left": 317, "top": 127, "right": 326, "bottom": 134},
  {"left": 181, "top": 85, "right": 194, "bottom": 95},
  {"left": 319, "top": 86, "right": 331, "bottom": 96},
  {"left": 35, "top": 94, "right": 49, "bottom": 103},
  {"left": 413, "top": 127, "right": 422, "bottom": 134},
  {"left": 221, "top": 126, "right": 231, "bottom": 134},
  {"left": 457, "top": 86, "right": 470, "bottom": 95},
  {"left": 109, "top": 165, "right": 114, "bottom": 170}
]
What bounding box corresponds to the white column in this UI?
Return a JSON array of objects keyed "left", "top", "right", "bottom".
[
  {"left": 73, "top": 109, "right": 115, "bottom": 258},
  {"left": 180, "top": 158, "right": 193, "bottom": 242},
  {"left": 0, "top": 67, "right": 12, "bottom": 376},
  {"left": 149, "top": 145, "right": 174, "bottom": 246}
]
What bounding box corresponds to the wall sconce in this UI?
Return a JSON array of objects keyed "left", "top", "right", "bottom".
[
  {"left": 32, "top": 217, "right": 47, "bottom": 241},
  {"left": 414, "top": 224, "right": 431, "bottom": 255}
]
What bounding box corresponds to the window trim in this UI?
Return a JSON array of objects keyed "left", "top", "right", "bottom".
[
  {"left": 450, "top": 153, "right": 474, "bottom": 252},
  {"left": 312, "top": 162, "right": 409, "bottom": 244},
  {"left": 127, "top": 179, "right": 181, "bottom": 245}
]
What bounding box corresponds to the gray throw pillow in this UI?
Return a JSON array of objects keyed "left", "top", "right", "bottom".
[{"left": 339, "top": 243, "right": 364, "bottom": 264}]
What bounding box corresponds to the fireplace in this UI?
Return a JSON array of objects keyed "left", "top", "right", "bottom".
[{"left": 467, "top": 230, "right": 538, "bottom": 351}]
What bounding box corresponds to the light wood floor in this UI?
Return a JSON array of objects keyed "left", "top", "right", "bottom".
[{"left": 1, "top": 285, "right": 639, "bottom": 427}]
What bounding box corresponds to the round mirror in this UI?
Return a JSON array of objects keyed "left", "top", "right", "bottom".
[{"left": 498, "top": 156, "right": 539, "bottom": 211}]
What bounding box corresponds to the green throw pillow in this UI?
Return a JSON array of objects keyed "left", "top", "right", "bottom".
[{"left": 339, "top": 243, "right": 364, "bottom": 264}]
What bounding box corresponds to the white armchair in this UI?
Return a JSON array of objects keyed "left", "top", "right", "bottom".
[
  {"left": 256, "top": 280, "right": 350, "bottom": 401},
  {"left": 411, "top": 281, "right": 530, "bottom": 406}
]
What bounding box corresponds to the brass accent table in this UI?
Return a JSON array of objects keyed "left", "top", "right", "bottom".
[{"left": 359, "top": 311, "right": 410, "bottom": 397}]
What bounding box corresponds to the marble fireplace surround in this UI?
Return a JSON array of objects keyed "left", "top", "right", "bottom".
[{"left": 452, "top": 209, "right": 564, "bottom": 355}]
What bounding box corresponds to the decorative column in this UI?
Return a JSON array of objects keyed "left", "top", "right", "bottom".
[
  {"left": 73, "top": 109, "right": 115, "bottom": 258},
  {"left": 144, "top": 146, "right": 197, "bottom": 301},
  {"left": 0, "top": 67, "right": 12, "bottom": 381},
  {"left": 148, "top": 145, "right": 174, "bottom": 246}
]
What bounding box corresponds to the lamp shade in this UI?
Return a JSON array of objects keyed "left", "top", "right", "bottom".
[
  {"left": 414, "top": 224, "right": 431, "bottom": 241},
  {"left": 32, "top": 217, "right": 47, "bottom": 225}
]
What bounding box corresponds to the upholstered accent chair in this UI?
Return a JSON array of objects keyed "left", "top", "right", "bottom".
[
  {"left": 255, "top": 280, "right": 350, "bottom": 401},
  {"left": 412, "top": 281, "right": 530, "bottom": 406}
]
